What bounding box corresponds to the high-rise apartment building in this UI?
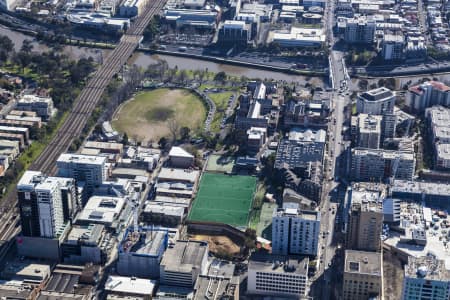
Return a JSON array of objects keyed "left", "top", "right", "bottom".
[
  {"left": 402, "top": 256, "right": 450, "bottom": 300},
  {"left": 272, "top": 206, "right": 320, "bottom": 256},
  {"left": 407, "top": 81, "right": 450, "bottom": 112},
  {"left": 357, "top": 114, "right": 382, "bottom": 149},
  {"left": 343, "top": 250, "right": 383, "bottom": 300},
  {"left": 345, "top": 189, "right": 383, "bottom": 252},
  {"left": 344, "top": 16, "right": 376, "bottom": 44},
  {"left": 17, "top": 171, "right": 75, "bottom": 238},
  {"left": 357, "top": 87, "right": 395, "bottom": 115},
  {"left": 351, "top": 148, "right": 416, "bottom": 181},
  {"left": 57, "top": 153, "right": 107, "bottom": 196}
]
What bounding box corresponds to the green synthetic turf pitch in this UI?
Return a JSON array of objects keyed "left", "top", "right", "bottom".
[{"left": 188, "top": 173, "right": 257, "bottom": 227}]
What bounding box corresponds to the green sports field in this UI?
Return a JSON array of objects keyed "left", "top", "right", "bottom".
[{"left": 188, "top": 173, "right": 257, "bottom": 227}]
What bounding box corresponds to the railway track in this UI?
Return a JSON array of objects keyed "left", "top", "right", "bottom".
[
  {"left": 0, "top": 0, "right": 166, "bottom": 257},
  {"left": 30, "top": 0, "right": 166, "bottom": 174}
]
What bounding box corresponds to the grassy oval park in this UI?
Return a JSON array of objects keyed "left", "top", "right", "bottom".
[{"left": 112, "top": 88, "right": 206, "bottom": 142}]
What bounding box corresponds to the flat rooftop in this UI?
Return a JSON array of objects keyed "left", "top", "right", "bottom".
[
  {"left": 161, "top": 240, "right": 208, "bottom": 273},
  {"left": 57, "top": 153, "right": 106, "bottom": 165},
  {"left": 405, "top": 256, "right": 450, "bottom": 281},
  {"left": 392, "top": 180, "right": 450, "bottom": 196},
  {"left": 77, "top": 196, "right": 125, "bottom": 225},
  {"left": 249, "top": 253, "right": 309, "bottom": 276},
  {"left": 105, "top": 276, "right": 155, "bottom": 296},
  {"left": 344, "top": 250, "right": 382, "bottom": 276},
  {"left": 351, "top": 189, "right": 383, "bottom": 212},
  {"left": 274, "top": 208, "right": 320, "bottom": 221},
  {"left": 120, "top": 228, "right": 167, "bottom": 256},
  {"left": 359, "top": 87, "right": 394, "bottom": 101},
  {"left": 158, "top": 168, "right": 199, "bottom": 183}
]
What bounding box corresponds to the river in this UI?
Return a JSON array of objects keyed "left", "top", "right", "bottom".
[{"left": 0, "top": 25, "right": 327, "bottom": 83}]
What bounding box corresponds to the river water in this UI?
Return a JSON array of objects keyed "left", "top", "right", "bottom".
[{"left": 0, "top": 25, "right": 326, "bottom": 83}]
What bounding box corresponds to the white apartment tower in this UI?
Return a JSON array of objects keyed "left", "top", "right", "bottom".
[
  {"left": 57, "top": 154, "right": 107, "bottom": 193},
  {"left": 35, "top": 179, "right": 64, "bottom": 238},
  {"left": 272, "top": 206, "right": 321, "bottom": 256}
]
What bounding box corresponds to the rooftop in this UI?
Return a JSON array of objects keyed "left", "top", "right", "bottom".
[
  {"left": 57, "top": 153, "right": 106, "bottom": 165},
  {"left": 120, "top": 227, "right": 167, "bottom": 256},
  {"left": 409, "top": 81, "right": 450, "bottom": 95},
  {"left": 405, "top": 256, "right": 450, "bottom": 281},
  {"left": 158, "top": 167, "right": 199, "bottom": 183},
  {"left": 274, "top": 208, "right": 321, "bottom": 221},
  {"left": 359, "top": 87, "right": 394, "bottom": 102},
  {"left": 248, "top": 253, "right": 309, "bottom": 276},
  {"left": 436, "top": 143, "right": 450, "bottom": 159},
  {"left": 169, "top": 146, "right": 194, "bottom": 159},
  {"left": 351, "top": 189, "right": 383, "bottom": 212},
  {"left": 160, "top": 240, "right": 208, "bottom": 273},
  {"left": 344, "top": 250, "right": 382, "bottom": 276},
  {"left": 392, "top": 180, "right": 450, "bottom": 196},
  {"left": 77, "top": 196, "right": 125, "bottom": 226},
  {"left": 105, "top": 276, "right": 156, "bottom": 296}
]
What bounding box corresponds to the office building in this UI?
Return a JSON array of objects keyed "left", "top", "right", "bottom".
[
  {"left": 193, "top": 260, "right": 239, "bottom": 300},
  {"left": 357, "top": 87, "right": 395, "bottom": 115},
  {"left": 76, "top": 196, "right": 126, "bottom": 229},
  {"left": 160, "top": 240, "right": 209, "bottom": 287},
  {"left": 247, "top": 127, "right": 266, "bottom": 153},
  {"left": 269, "top": 27, "right": 326, "bottom": 48},
  {"left": 344, "top": 16, "right": 376, "bottom": 44},
  {"left": 247, "top": 253, "right": 309, "bottom": 297},
  {"left": 343, "top": 250, "right": 382, "bottom": 300},
  {"left": 435, "top": 143, "right": 450, "bottom": 169},
  {"left": 17, "top": 171, "right": 75, "bottom": 239},
  {"left": 351, "top": 148, "right": 415, "bottom": 181},
  {"left": 381, "top": 34, "right": 404, "bottom": 61},
  {"left": 164, "top": 9, "right": 218, "bottom": 30},
  {"left": 407, "top": 81, "right": 450, "bottom": 112},
  {"left": 61, "top": 224, "right": 107, "bottom": 264},
  {"left": 16, "top": 94, "right": 54, "bottom": 120},
  {"left": 57, "top": 153, "right": 108, "bottom": 195},
  {"left": 105, "top": 276, "right": 156, "bottom": 299},
  {"left": 272, "top": 206, "right": 320, "bottom": 256},
  {"left": 345, "top": 189, "right": 383, "bottom": 251},
  {"left": 402, "top": 256, "right": 450, "bottom": 300},
  {"left": 392, "top": 180, "right": 450, "bottom": 209},
  {"left": 117, "top": 227, "right": 168, "bottom": 278},
  {"left": 217, "top": 20, "right": 252, "bottom": 46},
  {"left": 357, "top": 114, "right": 382, "bottom": 149}
]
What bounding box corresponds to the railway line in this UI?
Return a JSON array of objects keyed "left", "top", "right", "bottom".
[
  {"left": 0, "top": 0, "right": 166, "bottom": 260},
  {"left": 30, "top": 0, "right": 165, "bottom": 175}
]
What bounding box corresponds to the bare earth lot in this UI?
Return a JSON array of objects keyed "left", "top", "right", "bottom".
[{"left": 112, "top": 88, "right": 206, "bottom": 142}]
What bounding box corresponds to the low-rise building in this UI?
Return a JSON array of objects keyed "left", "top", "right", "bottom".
[
  {"left": 160, "top": 240, "right": 208, "bottom": 288},
  {"left": 76, "top": 196, "right": 126, "bottom": 229},
  {"left": 168, "top": 146, "right": 194, "bottom": 168},
  {"left": 105, "top": 276, "right": 156, "bottom": 299},
  {"left": 119, "top": 0, "right": 146, "bottom": 17},
  {"left": 217, "top": 20, "right": 252, "bottom": 46},
  {"left": 391, "top": 180, "right": 450, "bottom": 209},
  {"left": 16, "top": 94, "right": 54, "bottom": 120},
  {"left": 269, "top": 27, "right": 326, "bottom": 48},
  {"left": 247, "top": 253, "right": 309, "bottom": 297},
  {"left": 343, "top": 250, "right": 383, "bottom": 300},
  {"left": 117, "top": 227, "right": 168, "bottom": 278}
]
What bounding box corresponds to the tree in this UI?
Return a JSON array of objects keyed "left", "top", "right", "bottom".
[
  {"left": 179, "top": 126, "right": 190, "bottom": 140},
  {"left": 122, "top": 132, "right": 129, "bottom": 145},
  {"left": 158, "top": 137, "right": 168, "bottom": 149},
  {"left": 167, "top": 118, "right": 180, "bottom": 142},
  {"left": 214, "top": 71, "right": 227, "bottom": 83},
  {"left": 21, "top": 39, "right": 34, "bottom": 54},
  {"left": 244, "top": 228, "right": 257, "bottom": 249},
  {"left": 358, "top": 79, "right": 368, "bottom": 91}
]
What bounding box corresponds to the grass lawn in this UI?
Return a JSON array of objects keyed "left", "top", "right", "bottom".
[
  {"left": 112, "top": 88, "right": 206, "bottom": 142},
  {"left": 188, "top": 173, "right": 257, "bottom": 228},
  {"left": 208, "top": 91, "right": 234, "bottom": 132}
]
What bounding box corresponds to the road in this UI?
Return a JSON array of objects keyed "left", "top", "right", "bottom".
[{"left": 310, "top": 0, "right": 349, "bottom": 298}]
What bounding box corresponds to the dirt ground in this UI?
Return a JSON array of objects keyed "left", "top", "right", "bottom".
[
  {"left": 383, "top": 250, "right": 405, "bottom": 300},
  {"left": 189, "top": 234, "right": 241, "bottom": 256}
]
